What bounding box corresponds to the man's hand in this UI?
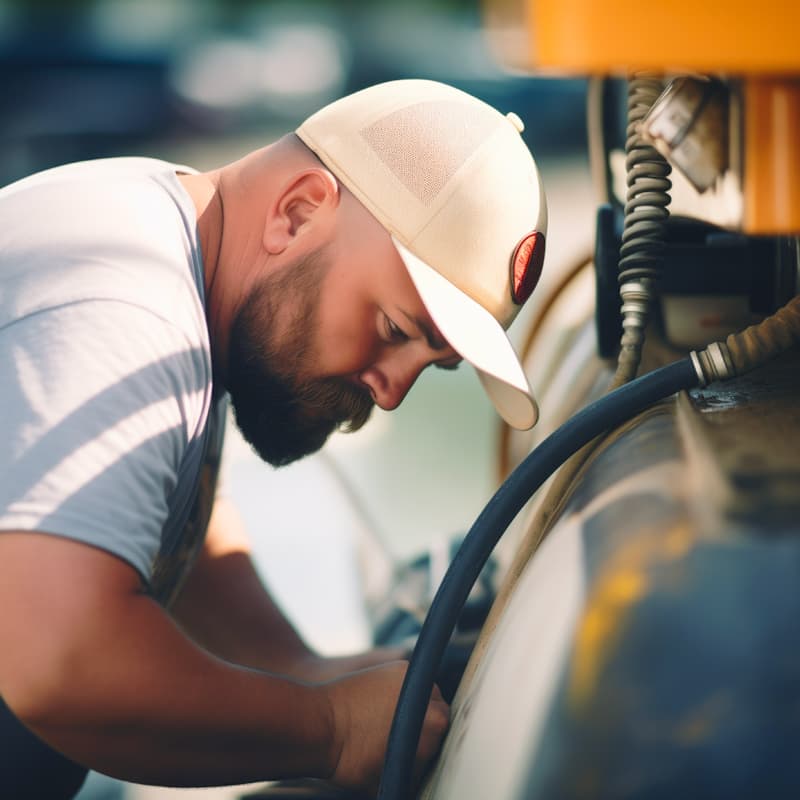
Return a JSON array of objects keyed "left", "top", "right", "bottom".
[{"left": 325, "top": 662, "right": 450, "bottom": 797}]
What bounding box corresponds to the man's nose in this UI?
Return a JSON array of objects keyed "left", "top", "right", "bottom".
[{"left": 359, "top": 354, "right": 427, "bottom": 411}]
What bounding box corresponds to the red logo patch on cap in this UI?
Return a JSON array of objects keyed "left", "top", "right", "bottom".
[{"left": 510, "top": 231, "right": 545, "bottom": 305}]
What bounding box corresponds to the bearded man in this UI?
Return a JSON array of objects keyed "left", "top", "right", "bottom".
[{"left": 0, "top": 79, "right": 546, "bottom": 798}]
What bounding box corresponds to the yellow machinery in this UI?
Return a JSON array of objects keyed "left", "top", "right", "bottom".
[{"left": 485, "top": 0, "right": 800, "bottom": 234}]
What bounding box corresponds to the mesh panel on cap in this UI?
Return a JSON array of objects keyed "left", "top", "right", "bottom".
[{"left": 360, "top": 100, "right": 499, "bottom": 206}]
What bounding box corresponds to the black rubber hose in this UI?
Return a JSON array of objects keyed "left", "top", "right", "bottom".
[{"left": 377, "top": 356, "right": 699, "bottom": 800}]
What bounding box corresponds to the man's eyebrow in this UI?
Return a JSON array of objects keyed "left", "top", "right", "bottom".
[{"left": 400, "top": 310, "right": 449, "bottom": 351}]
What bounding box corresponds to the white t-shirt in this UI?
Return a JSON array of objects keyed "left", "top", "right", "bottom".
[{"left": 0, "top": 157, "right": 220, "bottom": 599}]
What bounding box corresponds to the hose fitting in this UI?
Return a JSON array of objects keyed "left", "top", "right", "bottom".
[
  {"left": 690, "top": 342, "right": 736, "bottom": 386},
  {"left": 620, "top": 279, "right": 656, "bottom": 333},
  {"left": 691, "top": 294, "right": 800, "bottom": 386},
  {"left": 617, "top": 278, "right": 657, "bottom": 381}
]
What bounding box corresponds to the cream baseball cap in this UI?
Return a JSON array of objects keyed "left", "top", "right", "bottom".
[{"left": 297, "top": 79, "right": 547, "bottom": 429}]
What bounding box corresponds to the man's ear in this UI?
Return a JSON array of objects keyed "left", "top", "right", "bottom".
[{"left": 262, "top": 168, "right": 339, "bottom": 255}]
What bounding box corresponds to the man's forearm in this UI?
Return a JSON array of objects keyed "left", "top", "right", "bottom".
[
  {"left": 171, "top": 495, "right": 408, "bottom": 681},
  {"left": 0, "top": 531, "right": 447, "bottom": 797},
  {"left": 171, "top": 542, "right": 315, "bottom": 675},
  {"left": 14, "top": 588, "right": 334, "bottom": 787},
  {"left": 172, "top": 540, "right": 407, "bottom": 681}
]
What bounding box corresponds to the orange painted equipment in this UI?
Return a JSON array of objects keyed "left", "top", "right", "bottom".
[
  {"left": 743, "top": 79, "right": 800, "bottom": 234},
  {"left": 503, "top": 0, "right": 800, "bottom": 74}
]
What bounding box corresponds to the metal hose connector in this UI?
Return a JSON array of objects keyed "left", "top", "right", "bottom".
[
  {"left": 615, "top": 75, "right": 673, "bottom": 382},
  {"left": 616, "top": 278, "right": 657, "bottom": 383},
  {"left": 691, "top": 294, "right": 800, "bottom": 386}
]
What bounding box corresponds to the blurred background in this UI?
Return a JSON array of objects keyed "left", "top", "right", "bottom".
[
  {"left": 0, "top": 0, "right": 593, "bottom": 797},
  {"left": 0, "top": 0, "right": 589, "bottom": 186}
]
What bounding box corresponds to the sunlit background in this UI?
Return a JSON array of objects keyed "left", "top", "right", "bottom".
[{"left": 0, "top": 1, "right": 593, "bottom": 797}]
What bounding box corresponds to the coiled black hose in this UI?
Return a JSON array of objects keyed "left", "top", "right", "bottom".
[
  {"left": 377, "top": 357, "right": 699, "bottom": 800},
  {"left": 614, "top": 76, "right": 674, "bottom": 384},
  {"left": 618, "top": 75, "right": 672, "bottom": 287}
]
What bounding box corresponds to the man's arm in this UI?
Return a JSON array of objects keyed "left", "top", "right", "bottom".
[
  {"left": 171, "top": 495, "right": 406, "bottom": 681},
  {"left": 0, "top": 531, "right": 448, "bottom": 794}
]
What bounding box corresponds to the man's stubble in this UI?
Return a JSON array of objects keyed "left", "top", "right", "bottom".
[{"left": 226, "top": 247, "right": 374, "bottom": 467}]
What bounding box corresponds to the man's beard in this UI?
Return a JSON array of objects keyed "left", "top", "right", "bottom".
[{"left": 225, "top": 248, "right": 374, "bottom": 467}]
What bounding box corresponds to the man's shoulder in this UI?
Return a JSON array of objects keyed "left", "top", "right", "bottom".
[
  {"left": 0, "top": 156, "right": 196, "bottom": 196},
  {"left": 0, "top": 157, "right": 199, "bottom": 256},
  {"left": 0, "top": 156, "right": 206, "bottom": 338}
]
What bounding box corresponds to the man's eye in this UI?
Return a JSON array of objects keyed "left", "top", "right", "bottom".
[{"left": 385, "top": 316, "right": 409, "bottom": 343}]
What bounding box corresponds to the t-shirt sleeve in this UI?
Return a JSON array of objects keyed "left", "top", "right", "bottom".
[{"left": 0, "top": 300, "right": 210, "bottom": 579}]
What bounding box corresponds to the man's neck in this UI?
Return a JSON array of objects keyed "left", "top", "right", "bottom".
[
  {"left": 177, "top": 170, "right": 226, "bottom": 375},
  {"left": 177, "top": 172, "right": 222, "bottom": 285}
]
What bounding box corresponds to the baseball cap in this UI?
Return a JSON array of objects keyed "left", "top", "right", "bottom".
[{"left": 297, "top": 79, "right": 547, "bottom": 430}]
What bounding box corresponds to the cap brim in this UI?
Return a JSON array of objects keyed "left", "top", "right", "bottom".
[{"left": 393, "top": 237, "right": 538, "bottom": 430}]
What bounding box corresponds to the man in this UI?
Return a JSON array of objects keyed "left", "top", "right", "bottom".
[{"left": 0, "top": 79, "right": 547, "bottom": 798}]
